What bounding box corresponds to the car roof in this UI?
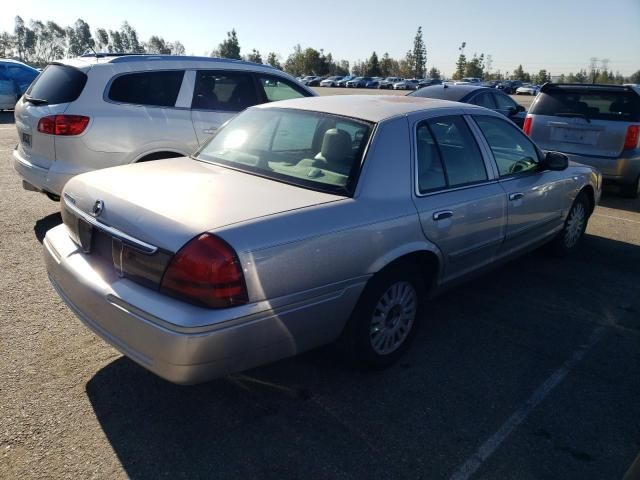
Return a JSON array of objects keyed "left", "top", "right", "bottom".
[
  {"left": 0, "top": 58, "right": 33, "bottom": 67},
  {"left": 253, "top": 94, "right": 483, "bottom": 122},
  {"left": 409, "top": 84, "right": 491, "bottom": 101}
]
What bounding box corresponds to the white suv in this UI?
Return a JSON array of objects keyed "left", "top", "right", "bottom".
[{"left": 13, "top": 54, "right": 315, "bottom": 199}]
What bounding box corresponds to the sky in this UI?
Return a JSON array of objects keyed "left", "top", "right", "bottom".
[{"left": 2, "top": 0, "right": 639, "bottom": 76}]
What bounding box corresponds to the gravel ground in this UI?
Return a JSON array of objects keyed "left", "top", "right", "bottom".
[{"left": 0, "top": 107, "right": 639, "bottom": 479}]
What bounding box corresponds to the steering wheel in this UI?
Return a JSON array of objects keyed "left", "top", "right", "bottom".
[{"left": 509, "top": 158, "right": 533, "bottom": 174}]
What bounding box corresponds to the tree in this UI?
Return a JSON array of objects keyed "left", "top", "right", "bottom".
[
  {"left": 464, "top": 53, "right": 484, "bottom": 79},
  {"left": 533, "top": 69, "right": 550, "bottom": 85},
  {"left": 245, "top": 48, "right": 262, "bottom": 64},
  {"left": 218, "top": 29, "right": 241, "bottom": 59},
  {"left": 630, "top": 70, "right": 640, "bottom": 84},
  {"left": 266, "top": 52, "right": 282, "bottom": 70},
  {"left": 0, "top": 32, "right": 14, "bottom": 58},
  {"left": 170, "top": 41, "right": 185, "bottom": 56},
  {"left": 335, "top": 60, "right": 350, "bottom": 76},
  {"left": 366, "top": 51, "right": 381, "bottom": 76},
  {"left": 409, "top": 26, "right": 427, "bottom": 78},
  {"left": 31, "top": 20, "right": 66, "bottom": 64},
  {"left": 380, "top": 52, "right": 397, "bottom": 77},
  {"left": 147, "top": 36, "right": 171, "bottom": 54},
  {"left": 66, "top": 19, "right": 94, "bottom": 57},
  {"left": 427, "top": 66, "right": 441, "bottom": 80},
  {"left": 121, "top": 22, "right": 144, "bottom": 53},
  {"left": 95, "top": 28, "right": 109, "bottom": 51},
  {"left": 109, "top": 30, "right": 124, "bottom": 52},
  {"left": 512, "top": 64, "right": 527, "bottom": 81},
  {"left": 453, "top": 42, "right": 466, "bottom": 80},
  {"left": 14, "top": 16, "right": 25, "bottom": 60}
]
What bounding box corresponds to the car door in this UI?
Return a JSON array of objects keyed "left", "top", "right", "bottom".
[
  {"left": 0, "top": 65, "right": 17, "bottom": 109},
  {"left": 412, "top": 114, "right": 507, "bottom": 282},
  {"left": 493, "top": 92, "right": 526, "bottom": 128},
  {"left": 190, "top": 70, "right": 260, "bottom": 145},
  {"left": 471, "top": 114, "right": 567, "bottom": 256}
]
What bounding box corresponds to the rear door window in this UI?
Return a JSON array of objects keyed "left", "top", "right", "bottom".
[
  {"left": 470, "top": 92, "right": 496, "bottom": 109},
  {"left": 256, "top": 75, "right": 308, "bottom": 102},
  {"left": 108, "top": 70, "right": 185, "bottom": 107},
  {"left": 531, "top": 87, "right": 640, "bottom": 122},
  {"left": 418, "top": 116, "right": 488, "bottom": 190},
  {"left": 25, "top": 64, "right": 87, "bottom": 104},
  {"left": 192, "top": 71, "right": 258, "bottom": 112},
  {"left": 493, "top": 92, "right": 518, "bottom": 111}
]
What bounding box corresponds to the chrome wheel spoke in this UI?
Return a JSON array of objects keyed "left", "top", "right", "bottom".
[{"left": 369, "top": 281, "right": 418, "bottom": 355}]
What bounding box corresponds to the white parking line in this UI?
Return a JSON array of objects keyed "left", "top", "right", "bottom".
[
  {"left": 448, "top": 326, "right": 606, "bottom": 480},
  {"left": 0, "top": 126, "right": 15, "bottom": 130},
  {"left": 594, "top": 213, "right": 640, "bottom": 225}
]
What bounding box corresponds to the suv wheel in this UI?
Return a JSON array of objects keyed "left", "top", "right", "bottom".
[{"left": 340, "top": 263, "right": 426, "bottom": 369}]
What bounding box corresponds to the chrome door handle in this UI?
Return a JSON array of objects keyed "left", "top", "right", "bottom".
[
  {"left": 433, "top": 210, "right": 453, "bottom": 221},
  {"left": 509, "top": 192, "right": 524, "bottom": 201},
  {"left": 202, "top": 127, "right": 218, "bottom": 134}
]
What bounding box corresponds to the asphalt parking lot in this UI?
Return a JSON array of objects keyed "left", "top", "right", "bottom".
[{"left": 1, "top": 102, "right": 639, "bottom": 479}]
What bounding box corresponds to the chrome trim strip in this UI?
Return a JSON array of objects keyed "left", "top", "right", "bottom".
[{"left": 63, "top": 193, "right": 158, "bottom": 254}]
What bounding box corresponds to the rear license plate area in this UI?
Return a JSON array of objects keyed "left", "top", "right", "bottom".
[
  {"left": 21, "top": 132, "right": 32, "bottom": 148},
  {"left": 550, "top": 127, "right": 598, "bottom": 145}
]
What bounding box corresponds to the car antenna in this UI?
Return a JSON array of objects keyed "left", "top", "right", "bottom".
[
  {"left": 85, "top": 47, "right": 100, "bottom": 62},
  {"left": 443, "top": 83, "right": 448, "bottom": 89}
]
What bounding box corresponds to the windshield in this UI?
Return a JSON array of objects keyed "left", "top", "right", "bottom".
[{"left": 196, "top": 108, "right": 373, "bottom": 196}]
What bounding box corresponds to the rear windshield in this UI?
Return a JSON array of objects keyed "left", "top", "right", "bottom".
[
  {"left": 531, "top": 87, "right": 640, "bottom": 122},
  {"left": 25, "top": 64, "right": 87, "bottom": 104},
  {"left": 195, "top": 108, "right": 373, "bottom": 196}
]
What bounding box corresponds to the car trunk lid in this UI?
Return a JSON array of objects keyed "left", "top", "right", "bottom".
[{"left": 61, "top": 157, "right": 344, "bottom": 253}]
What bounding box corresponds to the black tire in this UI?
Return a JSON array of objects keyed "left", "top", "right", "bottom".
[
  {"left": 339, "top": 263, "right": 426, "bottom": 369},
  {"left": 550, "top": 192, "right": 590, "bottom": 256},
  {"left": 620, "top": 175, "right": 640, "bottom": 199}
]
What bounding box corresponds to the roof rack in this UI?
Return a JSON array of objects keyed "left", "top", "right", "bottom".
[{"left": 79, "top": 53, "right": 276, "bottom": 69}]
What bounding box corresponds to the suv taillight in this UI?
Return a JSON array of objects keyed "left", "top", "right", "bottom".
[
  {"left": 624, "top": 125, "right": 640, "bottom": 150},
  {"left": 523, "top": 115, "right": 533, "bottom": 136},
  {"left": 37, "top": 115, "right": 90, "bottom": 135},
  {"left": 160, "top": 233, "right": 248, "bottom": 308}
]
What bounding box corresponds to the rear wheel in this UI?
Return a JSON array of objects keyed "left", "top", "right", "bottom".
[
  {"left": 550, "top": 192, "right": 590, "bottom": 255},
  {"left": 340, "top": 263, "right": 426, "bottom": 369},
  {"left": 620, "top": 175, "right": 640, "bottom": 198}
]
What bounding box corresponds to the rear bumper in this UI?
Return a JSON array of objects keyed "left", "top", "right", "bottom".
[
  {"left": 562, "top": 151, "right": 640, "bottom": 185},
  {"left": 44, "top": 224, "right": 364, "bottom": 384},
  {"left": 13, "top": 147, "right": 72, "bottom": 196}
]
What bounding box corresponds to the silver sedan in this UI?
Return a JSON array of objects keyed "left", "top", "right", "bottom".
[{"left": 44, "top": 95, "right": 602, "bottom": 384}]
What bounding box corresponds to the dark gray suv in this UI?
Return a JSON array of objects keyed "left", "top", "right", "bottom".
[{"left": 525, "top": 83, "right": 640, "bottom": 197}]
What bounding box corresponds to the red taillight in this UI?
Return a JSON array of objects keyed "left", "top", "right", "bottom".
[
  {"left": 523, "top": 115, "right": 533, "bottom": 136},
  {"left": 624, "top": 125, "right": 640, "bottom": 150},
  {"left": 37, "top": 115, "right": 89, "bottom": 135},
  {"left": 161, "top": 233, "right": 248, "bottom": 308}
]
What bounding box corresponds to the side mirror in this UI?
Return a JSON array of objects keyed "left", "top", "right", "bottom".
[{"left": 542, "top": 151, "right": 569, "bottom": 171}]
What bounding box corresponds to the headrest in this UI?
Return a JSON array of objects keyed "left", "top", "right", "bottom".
[{"left": 319, "top": 129, "right": 352, "bottom": 165}]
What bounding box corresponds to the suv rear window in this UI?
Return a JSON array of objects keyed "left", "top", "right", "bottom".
[
  {"left": 531, "top": 86, "right": 640, "bottom": 122},
  {"left": 109, "top": 70, "right": 185, "bottom": 107},
  {"left": 25, "top": 64, "right": 87, "bottom": 104}
]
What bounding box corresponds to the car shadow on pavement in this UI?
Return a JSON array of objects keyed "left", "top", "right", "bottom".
[
  {"left": 85, "top": 233, "right": 640, "bottom": 480},
  {"left": 34, "top": 212, "right": 62, "bottom": 243},
  {"left": 0, "top": 111, "right": 15, "bottom": 124},
  {"left": 599, "top": 192, "right": 640, "bottom": 213}
]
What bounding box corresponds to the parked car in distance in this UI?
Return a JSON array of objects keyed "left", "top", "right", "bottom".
[
  {"left": 417, "top": 78, "right": 442, "bottom": 88},
  {"left": 306, "top": 76, "right": 326, "bottom": 87},
  {"left": 45, "top": 95, "right": 601, "bottom": 384},
  {"left": 0, "top": 59, "right": 39, "bottom": 110},
  {"left": 347, "top": 76, "right": 373, "bottom": 88},
  {"left": 497, "top": 80, "right": 523, "bottom": 94},
  {"left": 393, "top": 79, "right": 419, "bottom": 90},
  {"left": 365, "top": 77, "right": 384, "bottom": 88},
  {"left": 525, "top": 83, "right": 640, "bottom": 197},
  {"left": 320, "top": 76, "right": 344, "bottom": 87},
  {"left": 482, "top": 80, "right": 501, "bottom": 88},
  {"left": 13, "top": 54, "right": 315, "bottom": 200},
  {"left": 516, "top": 84, "right": 540, "bottom": 95},
  {"left": 335, "top": 75, "right": 355, "bottom": 87},
  {"left": 409, "top": 84, "right": 528, "bottom": 128},
  {"left": 379, "top": 77, "right": 404, "bottom": 89}
]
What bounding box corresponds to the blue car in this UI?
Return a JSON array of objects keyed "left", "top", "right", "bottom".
[{"left": 0, "top": 59, "right": 39, "bottom": 110}]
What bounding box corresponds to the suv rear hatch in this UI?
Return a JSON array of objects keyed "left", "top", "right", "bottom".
[
  {"left": 527, "top": 84, "right": 640, "bottom": 158},
  {"left": 14, "top": 63, "right": 89, "bottom": 170}
]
